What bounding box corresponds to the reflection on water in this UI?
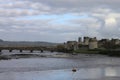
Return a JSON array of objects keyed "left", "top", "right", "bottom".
[
  {"left": 73, "top": 67, "right": 120, "bottom": 79},
  {"left": 0, "top": 67, "right": 120, "bottom": 80},
  {"left": 0, "top": 51, "right": 120, "bottom": 80},
  {"left": 105, "top": 67, "right": 119, "bottom": 77}
]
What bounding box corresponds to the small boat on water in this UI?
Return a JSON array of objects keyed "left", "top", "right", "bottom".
[{"left": 72, "top": 68, "right": 77, "bottom": 72}]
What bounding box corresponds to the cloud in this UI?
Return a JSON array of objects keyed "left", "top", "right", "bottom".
[
  {"left": 0, "top": 0, "right": 120, "bottom": 17},
  {"left": 0, "top": 0, "right": 51, "bottom": 17},
  {"left": 0, "top": 0, "right": 120, "bottom": 42},
  {"left": 99, "top": 15, "right": 120, "bottom": 38}
]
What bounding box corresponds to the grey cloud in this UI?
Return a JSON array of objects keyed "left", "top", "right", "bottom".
[
  {"left": 0, "top": 0, "right": 120, "bottom": 17},
  {"left": 25, "top": 0, "right": 120, "bottom": 12},
  {"left": 0, "top": 18, "right": 83, "bottom": 34},
  {"left": 0, "top": 0, "right": 51, "bottom": 17},
  {"left": 69, "top": 17, "right": 101, "bottom": 37},
  {"left": 0, "top": 0, "right": 120, "bottom": 42}
]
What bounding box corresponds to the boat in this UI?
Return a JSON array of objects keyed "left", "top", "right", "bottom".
[{"left": 72, "top": 68, "right": 77, "bottom": 72}]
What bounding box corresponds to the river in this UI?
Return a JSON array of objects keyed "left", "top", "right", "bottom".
[{"left": 0, "top": 51, "right": 120, "bottom": 80}]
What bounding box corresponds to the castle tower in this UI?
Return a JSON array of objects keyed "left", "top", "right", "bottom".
[
  {"left": 89, "top": 38, "right": 98, "bottom": 49},
  {"left": 78, "top": 37, "right": 81, "bottom": 42},
  {"left": 78, "top": 37, "right": 82, "bottom": 43},
  {"left": 84, "top": 37, "right": 90, "bottom": 45},
  {"left": 66, "top": 41, "right": 78, "bottom": 50},
  {"left": 111, "top": 39, "right": 120, "bottom": 45}
]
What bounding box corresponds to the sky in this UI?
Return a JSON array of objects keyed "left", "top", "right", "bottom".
[{"left": 0, "top": 0, "right": 120, "bottom": 42}]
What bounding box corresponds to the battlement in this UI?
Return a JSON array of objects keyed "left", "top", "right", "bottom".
[{"left": 64, "top": 36, "right": 120, "bottom": 50}]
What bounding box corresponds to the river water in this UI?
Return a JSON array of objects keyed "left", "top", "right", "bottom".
[{"left": 0, "top": 51, "right": 120, "bottom": 80}]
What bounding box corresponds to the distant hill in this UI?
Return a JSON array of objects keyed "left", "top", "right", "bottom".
[
  {"left": 0, "top": 40, "right": 59, "bottom": 47},
  {"left": 0, "top": 39, "right": 3, "bottom": 42}
]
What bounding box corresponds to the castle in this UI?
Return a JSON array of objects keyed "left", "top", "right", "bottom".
[{"left": 64, "top": 37, "right": 120, "bottom": 50}]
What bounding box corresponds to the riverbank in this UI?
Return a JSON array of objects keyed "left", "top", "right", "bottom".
[
  {"left": 0, "top": 49, "right": 120, "bottom": 60},
  {"left": 74, "top": 49, "right": 120, "bottom": 57},
  {"left": 0, "top": 52, "right": 69, "bottom": 60},
  {"left": 0, "top": 54, "right": 72, "bottom": 60},
  {"left": 0, "top": 52, "right": 108, "bottom": 60}
]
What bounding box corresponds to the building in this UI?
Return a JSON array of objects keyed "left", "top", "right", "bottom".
[
  {"left": 83, "top": 37, "right": 90, "bottom": 45},
  {"left": 64, "top": 36, "right": 120, "bottom": 51},
  {"left": 65, "top": 41, "right": 78, "bottom": 50},
  {"left": 78, "top": 37, "right": 82, "bottom": 44},
  {"left": 89, "top": 38, "right": 98, "bottom": 49},
  {"left": 111, "top": 39, "right": 120, "bottom": 45}
]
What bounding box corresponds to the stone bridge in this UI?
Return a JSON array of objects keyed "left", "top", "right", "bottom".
[{"left": 0, "top": 46, "right": 55, "bottom": 53}]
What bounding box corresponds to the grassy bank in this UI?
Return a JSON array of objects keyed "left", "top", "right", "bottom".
[
  {"left": 99, "top": 50, "right": 120, "bottom": 57},
  {"left": 74, "top": 49, "right": 99, "bottom": 54},
  {"left": 74, "top": 49, "right": 120, "bottom": 57}
]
